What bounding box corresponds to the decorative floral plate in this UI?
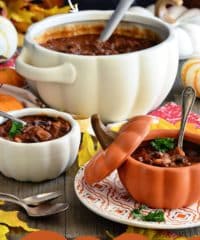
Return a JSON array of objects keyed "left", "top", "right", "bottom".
[{"left": 75, "top": 166, "right": 200, "bottom": 229}]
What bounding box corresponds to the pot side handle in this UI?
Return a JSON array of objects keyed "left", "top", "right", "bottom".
[{"left": 16, "top": 53, "right": 76, "bottom": 84}]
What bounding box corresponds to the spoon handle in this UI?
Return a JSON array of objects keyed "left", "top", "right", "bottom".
[
  {"left": 0, "top": 192, "right": 20, "bottom": 201},
  {"left": 0, "top": 110, "right": 26, "bottom": 125},
  {"left": 99, "top": 0, "right": 134, "bottom": 42},
  {"left": 0, "top": 196, "right": 27, "bottom": 210},
  {"left": 177, "top": 87, "right": 196, "bottom": 149}
]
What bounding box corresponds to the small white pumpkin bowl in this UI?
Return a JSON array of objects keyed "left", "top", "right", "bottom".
[{"left": 0, "top": 108, "right": 81, "bottom": 182}]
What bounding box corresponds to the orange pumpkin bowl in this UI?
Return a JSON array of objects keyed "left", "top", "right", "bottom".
[
  {"left": 85, "top": 115, "right": 200, "bottom": 209},
  {"left": 118, "top": 129, "right": 200, "bottom": 209}
]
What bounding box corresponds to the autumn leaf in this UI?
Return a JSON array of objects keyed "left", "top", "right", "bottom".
[
  {"left": 0, "top": 224, "right": 9, "bottom": 240},
  {"left": 78, "top": 133, "right": 101, "bottom": 167},
  {"left": 0, "top": 0, "right": 71, "bottom": 32},
  {"left": 0, "top": 210, "right": 37, "bottom": 232}
]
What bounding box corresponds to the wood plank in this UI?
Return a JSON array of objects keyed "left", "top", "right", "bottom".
[{"left": 0, "top": 172, "right": 66, "bottom": 240}]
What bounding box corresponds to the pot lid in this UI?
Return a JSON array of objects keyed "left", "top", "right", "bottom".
[{"left": 84, "top": 115, "right": 152, "bottom": 185}]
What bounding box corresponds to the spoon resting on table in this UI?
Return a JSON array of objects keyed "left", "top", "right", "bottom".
[
  {"left": 99, "top": 0, "right": 135, "bottom": 42},
  {"left": 0, "top": 192, "right": 62, "bottom": 206},
  {"left": 0, "top": 195, "right": 69, "bottom": 217}
]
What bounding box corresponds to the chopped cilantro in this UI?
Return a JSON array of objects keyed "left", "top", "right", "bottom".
[
  {"left": 142, "top": 210, "right": 165, "bottom": 222},
  {"left": 9, "top": 121, "right": 23, "bottom": 138},
  {"left": 150, "top": 138, "right": 175, "bottom": 152},
  {"left": 131, "top": 206, "right": 165, "bottom": 222}
]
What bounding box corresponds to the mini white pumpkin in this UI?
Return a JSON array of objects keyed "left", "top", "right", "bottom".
[
  {"left": 129, "top": 0, "right": 200, "bottom": 59},
  {"left": 181, "top": 58, "right": 200, "bottom": 97},
  {"left": 0, "top": 16, "right": 18, "bottom": 59}
]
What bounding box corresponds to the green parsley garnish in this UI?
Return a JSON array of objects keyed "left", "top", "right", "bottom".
[
  {"left": 150, "top": 138, "right": 175, "bottom": 152},
  {"left": 9, "top": 121, "right": 23, "bottom": 138},
  {"left": 131, "top": 205, "right": 165, "bottom": 222}
]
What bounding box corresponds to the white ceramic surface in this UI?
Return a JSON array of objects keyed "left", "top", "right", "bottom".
[
  {"left": 75, "top": 166, "right": 200, "bottom": 229},
  {"left": 16, "top": 11, "right": 179, "bottom": 122},
  {"left": 0, "top": 108, "right": 80, "bottom": 182}
]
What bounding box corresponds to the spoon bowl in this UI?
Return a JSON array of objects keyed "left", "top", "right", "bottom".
[
  {"left": 24, "top": 202, "right": 69, "bottom": 217},
  {"left": 23, "top": 192, "right": 62, "bottom": 206}
]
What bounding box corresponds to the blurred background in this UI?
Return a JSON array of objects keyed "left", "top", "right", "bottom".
[{"left": 70, "top": 0, "right": 200, "bottom": 10}]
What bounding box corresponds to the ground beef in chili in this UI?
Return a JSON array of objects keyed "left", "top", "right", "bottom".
[
  {"left": 132, "top": 141, "right": 200, "bottom": 167},
  {"left": 41, "top": 34, "right": 159, "bottom": 56},
  {"left": 0, "top": 115, "right": 71, "bottom": 143}
]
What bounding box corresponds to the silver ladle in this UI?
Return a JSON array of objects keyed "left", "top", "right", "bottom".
[
  {"left": 0, "top": 191, "right": 62, "bottom": 206},
  {"left": 0, "top": 110, "right": 26, "bottom": 126},
  {"left": 99, "top": 0, "right": 135, "bottom": 42},
  {"left": 177, "top": 87, "right": 196, "bottom": 149}
]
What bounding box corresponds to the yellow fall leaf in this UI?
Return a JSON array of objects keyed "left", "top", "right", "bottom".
[
  {"left": 0, "top": 0, "right": 71, "bottom": 32},
  {"left": 150, "top": 117, "right": 177, "bottom": 130},
  {"left": 30, "top": 5, "right": 70, "bottom": 18},
  {"left": 78, "top": 132, "right": 101, "bottom": 167},
  {"left": 0, "top": 210, "right": 37, "bottom": 232},
  {"left": 0, "top": 224, "right": 9, "bottom": 240}
]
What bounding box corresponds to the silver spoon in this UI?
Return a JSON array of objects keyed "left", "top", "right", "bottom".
[
  {"left": 0, "top": 110, "right": 26, "bottom": 126},
  {"left": 177, "top": 87, "right": 196, "bottom": 149},
  {"left": 0, "top": 192, "right": 62, "bottom": 206},
  {"left": 0, "top": 196, "right": 69, "bottom": 217},
  {"left": 99, "top": 0, "right": 135, "bottom": 42}
]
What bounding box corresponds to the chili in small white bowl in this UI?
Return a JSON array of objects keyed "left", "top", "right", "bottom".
[{"left": 0, "top": 108, "right": 80, "bottom": 182}]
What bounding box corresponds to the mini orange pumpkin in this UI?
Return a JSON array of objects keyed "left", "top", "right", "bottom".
[
  {"left": 0, "top": 94, "right": 24, "bottom": 112},
  {"left": 113, "top": 233, "right": 148, "bottom": 240},
  {"left": 85, "top": 115, "right": 200, "bottom": 209},
  {"left": 74, "top": 236, "right": 100, "bottom": 240},
  {"left": 0, "top": 68, "right": 25, "bottom": 87}
]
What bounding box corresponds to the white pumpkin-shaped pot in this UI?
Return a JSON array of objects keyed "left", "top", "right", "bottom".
[
  {"left": 0, "top": 16, "right": 18, "bottom": 59},
  {"left": 181, "top": 58, "right": 200, "bottom": 96},
  {"left": 16, "top": 11, "right": 178, "bottom": 122},
  {"left": 129, "top": 0, "right": 200, "bottom": 59},
  {"left": 0, "top": 108, "right": 80, "bottom": 182}
]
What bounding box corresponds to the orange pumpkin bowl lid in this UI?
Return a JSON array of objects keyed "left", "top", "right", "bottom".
[{"left": 84, "top": 115, "right": 152, "bottom": 185}]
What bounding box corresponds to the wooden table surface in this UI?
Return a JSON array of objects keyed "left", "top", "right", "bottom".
[{"left": 2, "top": 61, "right": 200, "bottom": 239}]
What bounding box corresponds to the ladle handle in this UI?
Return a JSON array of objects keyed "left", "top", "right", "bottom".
[
  {"left": 99, "top": 0, "right": 134, "bottom": 42},
  {"left": 177, "top": 87, "right": 196, "bottom": 149}
]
